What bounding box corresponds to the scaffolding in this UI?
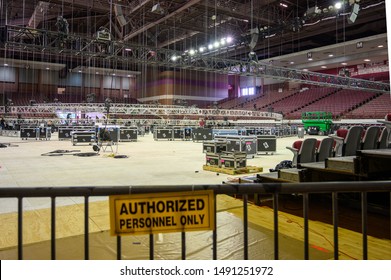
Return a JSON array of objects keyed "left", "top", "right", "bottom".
[{"left": 1, "top": 25, "right": 389, "bottom": 94}]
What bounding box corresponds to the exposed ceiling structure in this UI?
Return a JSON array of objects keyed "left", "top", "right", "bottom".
[{"left": 0, "top": 0, "right": 388, "bottom": 77}]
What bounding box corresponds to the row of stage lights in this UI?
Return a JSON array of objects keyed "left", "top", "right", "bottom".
[
  {"left": 171, "top": 36, "right": 234, "bottom": 61},
  {"left": 169, "top": 1, "right": 356, "bottom": 63}
]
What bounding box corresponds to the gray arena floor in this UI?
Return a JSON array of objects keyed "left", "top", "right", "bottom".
[{"left": 0, "top": 131, "right": 320, "bottom": 213}]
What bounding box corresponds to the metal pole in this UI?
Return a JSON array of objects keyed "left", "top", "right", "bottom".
[
  {"left": 361, "top": 192, "right": 368, "bottom": 260},
  {"left": 117, "top": 236, "right": 121, "bottom": 260},
  {"left": 149, "top": 234, "right": 154, "bottom": 260},
  {"left": 303, "top": 193, "right": 309, "bottom": 260},
  {"left": 273, "top": 193, "right": 279, "bottom": 260},
  {"left": 84, "top": 196, "right": 89, "bottom": 260},
  {"left": 51, "top": 197, "right": 56, "bottom": 260},
  {"left": 243, "top": 194, "right": 249, "bottom": 260},
  {"left": 17, "top": 197, "right": 23, "bottom": 260},
  {"left": 181, "top": 232, "right": 186, "bottom": 260},
  {"left": 332, "top": 192, "right": 339, "bottom": 260},
  {"left": 213, "top": 193, "right": 217, "bottom": 260}
]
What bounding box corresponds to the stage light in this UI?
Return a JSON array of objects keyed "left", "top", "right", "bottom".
[
  {"left": 208, "top": 44, "right": 213, "bottom": 50},
  {"left": 334, "top": 2, "right": 342, "bottom": 10},
  {"left": 189, "top": 49, "right": 196, "bottom": 55},
  {"left": 171, "top": 55, "right": 178, "bottom": 61},
  {"left": 226, "top": 36, "right": 233, "bottom": 43},
  {"left": 199, "top": 46, "right": 205, "bottom": 52},
  {"left": 213, "top": 41, "right": 220, "bottom": 48}
]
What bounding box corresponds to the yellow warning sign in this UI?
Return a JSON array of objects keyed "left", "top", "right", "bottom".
[{"left": 109, "top": 190, "right": 215, "bottom": 236}]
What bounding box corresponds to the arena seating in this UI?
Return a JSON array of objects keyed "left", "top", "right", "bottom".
[
  {"left": 378, "top": 127, "right": 389, "bottom": 149},
  {"left": 361, "top": 126, "right": 381, "bottom": 150},
  {"left": 316, "top": 138, "right": 334, "bottom": 162},
  {"left": 287, "top": 138, "right": 317, "bottom": 166},
  {"left": 288, "top": 89, "right": 378, "bottom": 119},
  {"left": 269, "top": 87, "right": 336, "bottom": 116},
  {"left": 344, "top": 93, "right": 391, "bottom": 119},
  {"left": 330, "top": 126, "right": 364, "bottom": 157}
]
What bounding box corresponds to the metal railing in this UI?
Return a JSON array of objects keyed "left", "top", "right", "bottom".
[{"left": 0, "top": 181, "right": 390, "bottom": 260}]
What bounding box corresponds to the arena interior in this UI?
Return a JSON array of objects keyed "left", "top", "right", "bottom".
[{"left": 0, "top": 0, "right": 390, "bottom": 260}]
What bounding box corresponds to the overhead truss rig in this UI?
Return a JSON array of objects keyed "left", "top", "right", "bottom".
[
  {"left": 0, "top": 103, "right": 283, "bottom": 120},
  {"left": 1, "top": 25, "right": 389, "bottom": 94}
]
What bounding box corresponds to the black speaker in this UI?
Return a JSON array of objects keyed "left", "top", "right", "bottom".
[
  {"left": 59, "top": 66, "right": 68, "bottom": 78},
  {"left": 114, "top": 5, "right": 127, "bottom": 27},
  {"left": 0, "top": 26, "right": 6, "bottom": 43},
  {"left": 248, "top": 28, "right": 259, "bottom": 50}
]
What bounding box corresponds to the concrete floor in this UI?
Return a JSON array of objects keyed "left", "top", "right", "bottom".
[
  {"left": 1, "top": 132, "right": 390, "bottom": 260},
  {"left": 0, "top": 131, "right": 315, "bottom": 214}
]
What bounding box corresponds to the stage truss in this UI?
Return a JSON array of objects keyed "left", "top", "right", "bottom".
[
  {"left": 0, "top": 25, "right": 389, "bottom": 94},
  {"left": 0, "top": 103, "right": 282, "bottom": 121}
]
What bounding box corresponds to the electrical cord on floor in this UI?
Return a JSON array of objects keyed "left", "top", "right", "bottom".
[
  {"left": 41, "top": 149, "right": 81, "bottom": 156},
  {"left": 73, "top": 152, "right": 99, "bottom": 157},
  {"left": 0, "top": 142, "right": 19, "bottom": 148}
]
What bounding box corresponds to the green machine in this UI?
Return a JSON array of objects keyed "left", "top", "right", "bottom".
[{"left": 301, "top": 111, "right": 333, "bottom": 135}]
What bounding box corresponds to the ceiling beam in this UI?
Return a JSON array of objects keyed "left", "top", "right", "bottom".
[
  {"left": 199, "top": 0, "right": 276, "bottom": 25},
  {"left": 123, "top": 0, "right": 203, "bottom": 41},
  {"left": 46, "top": 0, "right": 110, "bottom": 14}
]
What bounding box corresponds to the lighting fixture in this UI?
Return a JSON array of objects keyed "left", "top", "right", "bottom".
[
  {"left": 321, "top": 66, "right": 327, "bottom": 69},
  {"left": 364, "top": 59, "right": 371, "bottom": 62},
  {"left": 341, "top": 62, "right": 347, "bottom": 65},
  {"left": 226, "top": 37, "right": 233, "bottom": 43},
  {"left": 213, "top": 41, "right": 220, "bottom": 48},
  {"left": 171, "top": 55, "right": 178, "bottom": 61},
  {"left": 334, "top": 2, "right": 343, "bottom": 10},
  {"left": 199, "top": 47, "right": 205, "bottom": 52},
  {"left": 279, "top": 2, "right": 288, "bottom": 8},
  {"left": 189, "top": 49, "right": 196, "bottom": 55},
  {"left": 208, "top": 44, "right": 213, "bottom": 50},
  {"left": 328, "top": 54, "right": 334, "bottom": 57},
  {"left": 378, "top": 45, "right": 384, "bottom": 48}
]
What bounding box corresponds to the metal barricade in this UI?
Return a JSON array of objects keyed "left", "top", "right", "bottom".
[{"left": 0, "top": 181, "right": 390, "bottom": 260}]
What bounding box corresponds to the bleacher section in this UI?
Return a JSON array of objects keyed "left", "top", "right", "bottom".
[
  {"left": 219, "top": 89, "right": 298, "bottom": 110},
  {"left": 269, "top": 87, "right": 336, "bottom": 116},
  {"left": 287, "top": 89, "right": 379, "bottom": 119},
  {"left": 344, "top": 93, "right": 391, "bottom": 119}
]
